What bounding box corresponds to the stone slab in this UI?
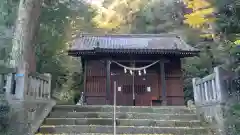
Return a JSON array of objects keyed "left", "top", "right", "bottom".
[
  {"left": 38, "top": 125, "right": 210, "bottom": 134},
  {"left": 52, "top": 106, "right": 192, "bottom": 114},
  {"left": 48, "top": 112, "right": 198, "bottom": 121},
  {"left": 44, "top": 118, "right": 202, "bottom": 127}
]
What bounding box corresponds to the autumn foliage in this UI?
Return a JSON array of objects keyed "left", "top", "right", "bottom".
[{"left": 183, "top": 0, "right": 215, "bottom": 36}]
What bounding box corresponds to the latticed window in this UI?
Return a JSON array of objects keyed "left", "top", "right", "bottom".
[{"left": 122, "top": 85, "right": 146, "bottom": 94}]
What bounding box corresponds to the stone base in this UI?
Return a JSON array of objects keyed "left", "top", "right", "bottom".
[{"left": 161, "top": 100, "right": 167, "bottom": 106}]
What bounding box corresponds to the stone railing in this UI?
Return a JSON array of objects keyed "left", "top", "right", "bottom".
[
  {"left": 192, "top": 66, "right": 233, "bottom": 135},
  {"left": 0, "top": 68, "right": 15, "bottom": 95},
  {"left": 192, "top": 66, "right": 228, "bottom": 105},
  {"left": 0, "top": 68, "right": 56, "bottom": 134},
  {"left": 26, "top": 73, "right": 51, "bottom": 100},
  {"left": 0, "top": 71, "right": 52, "bottom": 101}
]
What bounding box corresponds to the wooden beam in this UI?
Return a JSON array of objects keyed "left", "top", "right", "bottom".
[
  {"left": 160, "top": 62, "right": 167, "bottom": 105},
  {"left": 29, "top": 72, "right": 49, "bottom": 82},
  {"left": 114, "top": 59, "right": 169, "bottom": 63},
  {"left": 106, "top": 60, "right": 111, "bottom": 104},
  {"left": 0, "top": 67, "right": 16, "bottom": 74}
]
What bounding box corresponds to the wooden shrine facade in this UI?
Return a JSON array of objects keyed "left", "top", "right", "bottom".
[{"left": 68, "top": 34, "right": 199, "bottom": 106}]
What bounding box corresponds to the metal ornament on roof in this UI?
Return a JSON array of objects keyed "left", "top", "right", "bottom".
[{"left": 112, "top": 60, "right": 160, "bottom": 76}]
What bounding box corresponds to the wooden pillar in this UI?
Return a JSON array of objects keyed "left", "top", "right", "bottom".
[
  {"left": 160, "top": 62, "right": 167, "bottom": 105},
  {"left": 106, "top": 60, "right": 111, "bottom": 104},
  {"left": 83, "top": 60, "right": 87, "bottom": 98},
  {"left": 132, "top": 61, "right": 136, "bottom": 106}
]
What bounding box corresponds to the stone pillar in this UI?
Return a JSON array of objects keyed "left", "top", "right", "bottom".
[
  {"left": 44, "top": 73, "right": 52, "bottom": 99},
  {"left": 192, "top": 78, "right": 199, "bottom": 104},
  {"left": 40, "top": 80, "right": 44, "bottom": 99},
  {"left": 204, "top": 82, "right": 210, "bottom": 101},
  {"left": 214, "top": 66, "right": 227, "bottom": 102},
  {"left": 5, "top": 73, "right": 13, "bottom": 96},
  {"left": 0, "top": 74, "right": 4, "bottom": 93},
  {"left": 15, "top": 62, "right": 29, "bottom": 100}
]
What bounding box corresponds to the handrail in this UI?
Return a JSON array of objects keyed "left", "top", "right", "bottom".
[
  {"left": 195, "top": 73, "right": 216, "bottom": 85},
  {"left": 0, "top": 67, "right": 16, "bottom": 74},
  {"left": 29, "top": 72, "right": 49, "bottom": 82}
]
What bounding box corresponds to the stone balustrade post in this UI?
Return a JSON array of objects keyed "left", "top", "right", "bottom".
[
  {"left": 214, "top": 66, "right": 227, "bottom": 102},
  {"left": 40, "top": 80, "right": 44, "bottom": 99},
  {"left": 192, "top": 78, "right": 200, "bottom": 105},
  {"left": 5, "top": 73, "right": 13, "bottom": 97},
  {"left": 44, "top": 73, "right": 51, "bottom": 99},
  {"left": 0, "top": 74, "right": 4, "bottom": 92}
]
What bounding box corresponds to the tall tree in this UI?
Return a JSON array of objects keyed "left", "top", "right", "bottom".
[{"left": 9, "top": 0, "right": 43, "bottom": 99}]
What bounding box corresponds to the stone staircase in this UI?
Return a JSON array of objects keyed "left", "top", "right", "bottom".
[{"left": 36, "top": 105, "right": 215, "bottom": 135}]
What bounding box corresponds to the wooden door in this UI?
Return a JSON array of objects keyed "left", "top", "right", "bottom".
[
  {"left": 110, "top": 69, "right": 133, "bottom": 106},
  {"left": 134, "top": 72, "right": 159, "bottom": 106},
  {"left": 110, "top": 69, "right": 159, "bottom": 106}
]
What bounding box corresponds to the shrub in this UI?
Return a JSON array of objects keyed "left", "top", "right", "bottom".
[{"left": 0, "top": 94, "right": 10, "bottom": 133}]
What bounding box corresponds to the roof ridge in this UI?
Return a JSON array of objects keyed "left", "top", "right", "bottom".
[{"left": 77, "top": 33, "right": 180, "bottom": 38}]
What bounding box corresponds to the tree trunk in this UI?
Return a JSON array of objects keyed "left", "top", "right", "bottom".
[{"left": 9, "top": 0, "right": 43, "bottom": 100}]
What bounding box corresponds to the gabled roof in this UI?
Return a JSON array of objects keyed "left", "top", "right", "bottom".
[{"left": 68, "top": 33, "right": 199, "bottom": 56}]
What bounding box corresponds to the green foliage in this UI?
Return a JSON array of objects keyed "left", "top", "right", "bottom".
[
  {"left": 0, "top": 0, "right": 19, "bottom": 64},
  {"left": 0, "top": 0, "right": 237, "bottom": 105},
  {"left": 181, "top": 0, "right": 240, "bottom": 101},
  {"left": 36, "top": 0, "right": 96, "bottom": 103},
  {"left": 131, "top": 0, "right": 185, "bottom": 33},
  {"left": 92, "top": 0, "right": 148, "bottom": 33},
  {"left": 93, "top": 0, "right": 186, "bottom": 34},
  {"left": 226, "top": 104, "right": 240, "bottom": 134},
  {"left": 0, "top": 1, "right": 18, "bottom": 132},
  {"left": 0, "top": 94, "right": 10, "bottom": 132}
]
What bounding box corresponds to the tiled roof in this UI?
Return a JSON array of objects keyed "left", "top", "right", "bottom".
[{"left": 69, "top": 33, "right": 199, "bottom": 53}]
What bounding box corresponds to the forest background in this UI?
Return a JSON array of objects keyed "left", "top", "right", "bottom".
[{"left": 0, "top": 0, "right": 239, "bottom": 104}]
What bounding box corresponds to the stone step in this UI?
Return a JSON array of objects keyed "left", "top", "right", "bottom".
[
  {"left": 55, "top": 105, "right": 188, "bottom": 109},
  {"left": 35, "top": 133, "right": 214, "bottom": 135},
  {"left": 52, "top": 105, "right": 192, "bottom": 114},
  {"left": 38, "top": 125, "right": 210, "bottom": 134},
  {"left": 48, "top": 112, "right": 198, "bottom": 120},
  {"left": 43, "top": 118, "right": 202, "bottom": 127}
]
